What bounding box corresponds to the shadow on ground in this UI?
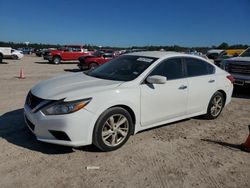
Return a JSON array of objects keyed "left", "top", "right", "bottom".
[
  {"left": 35, "top": 61, "right": 78, "bottom": 65},
  {"left": 0, "top": 62, "right": 8, "bottom": 64},
  {"left": 64, "top": 68, "right": 82, "bottom": 72},
  {"left": 201, "top": 139, "right": 243, "bottom": 151},
  {"left": 233, "top": 86, "right": 250, "bottom": 99}
]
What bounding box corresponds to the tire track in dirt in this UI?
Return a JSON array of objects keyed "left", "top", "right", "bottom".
[{"left": 185, "top": 149, "right": 222, "bottom": 188}]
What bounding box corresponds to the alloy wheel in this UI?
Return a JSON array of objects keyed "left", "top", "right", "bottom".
[
  {"left": 101, "top": 114, "right": 129, "bottom": 147},
  {"left": 210, "top": 95, "right": 223, "bottom": 117}
]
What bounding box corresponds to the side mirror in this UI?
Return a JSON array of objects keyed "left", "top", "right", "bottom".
[{"left": 146, "top": 75, "right": 167, "bottom": 84}]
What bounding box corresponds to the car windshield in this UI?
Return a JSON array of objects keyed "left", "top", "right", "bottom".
[
  {"left": 86, "top": 55, "right": 158, "bottom": 81},
  {"left": 240, "top": 48, "right": 250, "bottom": 57},
  {"left": 92, "top": 51, "right": 104, "bottom": 56}
]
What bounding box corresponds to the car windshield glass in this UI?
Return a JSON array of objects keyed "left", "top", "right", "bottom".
[
  {"left": 217, "top": 51, "right": 229, "bottom": 58},
  {"left": 92, "top": 51, "right": 103, "bottom": 56},
  {"left": 240, "top": 48, "right": 250, "bottom": 57},
  {"left": 86, "top": 55, "right": 158, "bottom": 81}
]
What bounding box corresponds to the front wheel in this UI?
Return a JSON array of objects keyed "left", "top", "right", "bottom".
[
  {"left": 88, "top": 62, "right": 98, "bottom": 70},
  {"left": 93, "top": 107, "right": 133, "bottom": 151},
  {"left": 205, "top": 91, "right": 225, "bottom": 119},
  {"left": 53, "top": 56, "right": 61, "bottom": 64}
]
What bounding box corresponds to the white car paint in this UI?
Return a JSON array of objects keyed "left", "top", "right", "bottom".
[
  {"left": 0, "top": 47, "right": 23, "bottom": 59},
  {"left": 24, "top": 51, "right": 233, "bottom": 147},
  {"left": 11, "top": 49, "right": 24, "bottom": 59}
]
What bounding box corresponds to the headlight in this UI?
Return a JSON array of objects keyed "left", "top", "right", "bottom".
[{"left": 42, "top": 98, "right": 91, "bottom": 115}]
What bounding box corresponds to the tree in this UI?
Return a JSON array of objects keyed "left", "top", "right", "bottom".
[{"left": 217, "top": 42, "right": 229, "bottom": 49}]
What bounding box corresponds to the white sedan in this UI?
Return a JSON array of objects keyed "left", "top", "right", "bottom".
[{"left": 24, "top": 51, "right": 234, "bottom": 151}]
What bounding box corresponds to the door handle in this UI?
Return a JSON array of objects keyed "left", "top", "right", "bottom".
[
  {"left": 208, "top": 79, "right": 215, "bottom": 83},
  {"left": 179, "top": 85, "right": 187, "bottom": 90}
]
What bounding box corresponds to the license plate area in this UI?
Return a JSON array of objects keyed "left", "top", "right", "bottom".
[{"left": 234, "top": 80, "right": 244, "bottom": 86}]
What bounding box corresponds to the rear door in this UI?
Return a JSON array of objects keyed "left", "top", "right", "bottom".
[{"left": 183, "top": 57, "right": 216, "bottom": 115}]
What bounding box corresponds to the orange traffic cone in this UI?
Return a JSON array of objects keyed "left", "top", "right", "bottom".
[
  {"left": 241, "top": 125, "right": 250, "bottom": 152},
  {"left": 19, "top": 68, "right": 26, "bottom": 79}
]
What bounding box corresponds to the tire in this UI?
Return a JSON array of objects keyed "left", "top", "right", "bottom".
[
  {"left": 88, "top": 62, "right": 98, "bottom": 70},
  {"left": 205, "top": 91, "right": 225, "bottom": 120},
  {"left": 53, "top": 56, "right": 61, "bottom": 64},
  {"left": 0, "top": 55, "right": 2, "bottom": 63},
  {"left": 93, "top": 107, "right": 133, "bottom": 151}
]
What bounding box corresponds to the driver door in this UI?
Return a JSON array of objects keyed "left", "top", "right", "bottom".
[{"left": 140, "top": 58, "right": 188, "bottom": 127}]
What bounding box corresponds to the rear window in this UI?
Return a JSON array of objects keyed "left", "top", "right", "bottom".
[{"left": 184, "top": 58, "right": 215, "bottom": 77}]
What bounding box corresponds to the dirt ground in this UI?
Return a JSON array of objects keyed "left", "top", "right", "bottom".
[{"left": 0, "top": 55, "right": 250, "bottom": 188}]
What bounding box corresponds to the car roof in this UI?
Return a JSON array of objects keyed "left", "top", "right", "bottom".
[
  {"left": 125, "top": 51, "right": 183, "bottom": 58},
  {"left": 125, "top": 51, "right": 214, "bottom": 64}
]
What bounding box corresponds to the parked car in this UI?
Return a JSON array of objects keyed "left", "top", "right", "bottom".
[
  {"left": 18, "top": 47, "right": 34, "bottom": 54},
  {"left": 206, "top": 49, "right": 224, "bottom": 60},
  {"left": 10, "top": 49, "right": 24, "bottom": 59},
  {"left": 78, "top": 50, "right": 115, "bottom": 70},
  {"left": 214, "top": 49, "right": 245, "bottom": 66},
  {"left": 0, "top": 47, "right": 23, "bottom": 62},
  {"left": 221, "top": 47, "right": 250, "bottom": 86},
  {"left": 24, "top": 51, "right": 233, "bottom": 151},
  {"left": 43, "top": 45, "right": 93, "bottom": 64},
  {"left": 0, "top": 47, "right": 12, "bottom": 62}
]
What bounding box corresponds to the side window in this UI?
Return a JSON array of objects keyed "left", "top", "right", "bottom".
[
  {"left": 207, "top": 53, "right": 219, "bottom": 60},
  {"left": 71, "top": 47, "right": 81, "bottom": 52},
  {"left": 149, "top": 58, "right": 184, "bottom": 80},
  {"left": 185, "top": 58, "right": 215, "bottom": 77}
]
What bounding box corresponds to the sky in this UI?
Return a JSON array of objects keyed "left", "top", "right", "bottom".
[{"left": 0, "top": 0, "right": 249, "bottom": 47}]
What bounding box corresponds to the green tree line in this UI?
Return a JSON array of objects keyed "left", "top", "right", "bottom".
[{"left": 0, "top": 41, "right": 248, "bottom": 53}]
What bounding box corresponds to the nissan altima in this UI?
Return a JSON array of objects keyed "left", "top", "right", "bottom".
[{"left": 24, "top": 51, "right": 234, "bottom": 151}]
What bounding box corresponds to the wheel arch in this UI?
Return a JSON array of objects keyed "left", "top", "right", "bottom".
[
  {"left": 217, "top": 89, "right": 227, "bottom": 107},
  {"left": 104, "top": 104, "right": 136, "bottom": 135},
  {"left": 53, "top": 55, "right": 61, "bottom": 59},
  {"left": 88, "top": 61, "right": 99, "bottom": 65}
]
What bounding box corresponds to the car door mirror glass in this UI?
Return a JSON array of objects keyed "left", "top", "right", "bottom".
[{"left": 146, "top": 75, "right": 167, "bottom": 84}]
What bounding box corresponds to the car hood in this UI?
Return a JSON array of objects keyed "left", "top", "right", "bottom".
[
  {"left": 226, "top": 57, "right": 250, "bottom": 62},
  {"left": 31, "top": 73, "right": 123, "bottom": 101}
]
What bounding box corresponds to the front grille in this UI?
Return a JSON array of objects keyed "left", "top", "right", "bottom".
[
  {"left": 43, "top": 51, "right": 50, "bottom": 56},
  {"left": 228, "top": 62, "right": 250, "bottom": 75},
  {"left": 25, "top": 115, "right": 35, "bottom": 131},
  {"left": 26, "top": 92, "right": 45, "bottom": 110}
]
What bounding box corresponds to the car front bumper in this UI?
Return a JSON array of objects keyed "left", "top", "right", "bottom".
[
  {"left": 24, "top": 104, "right": 98, "bottom": 147},
  {"left": 44, "top": 55, "right": 53, "bottom": 61}
]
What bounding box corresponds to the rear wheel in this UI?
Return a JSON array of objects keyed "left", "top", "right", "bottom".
[
  {"left": 205, "top": 91, "right": 225, "bottom": 119},
  {"left": 88, "top": 62, "right": 98, "bottom": 70},
  {"left": 53, "top": 56, "right": 61, "bottom": 64},
  {"left": 0, "top": 54, "right": 2, "bottom": 63},
  {"left": 93, "top": 107, "right": 133, "bottom": 151}
]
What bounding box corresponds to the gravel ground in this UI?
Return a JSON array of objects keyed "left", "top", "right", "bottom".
[{"left": 0, "top": 55, "right": 250, "bottom": 188}]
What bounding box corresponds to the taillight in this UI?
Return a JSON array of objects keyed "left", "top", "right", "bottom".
[{"left": 226, "top": 75, "right": 235, "bottom": 84}]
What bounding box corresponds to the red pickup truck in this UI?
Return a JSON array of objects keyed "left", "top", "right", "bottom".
[
  {"left": 44, "top": 45, "right": 93, "bottom": 64},
  {"left": 78, "top": 50, "right": 116, "bottom": 70}
]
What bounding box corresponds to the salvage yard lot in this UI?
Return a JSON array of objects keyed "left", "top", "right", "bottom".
[{"left": 0, "top": 55, "right": 250, "bottom": 188}]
